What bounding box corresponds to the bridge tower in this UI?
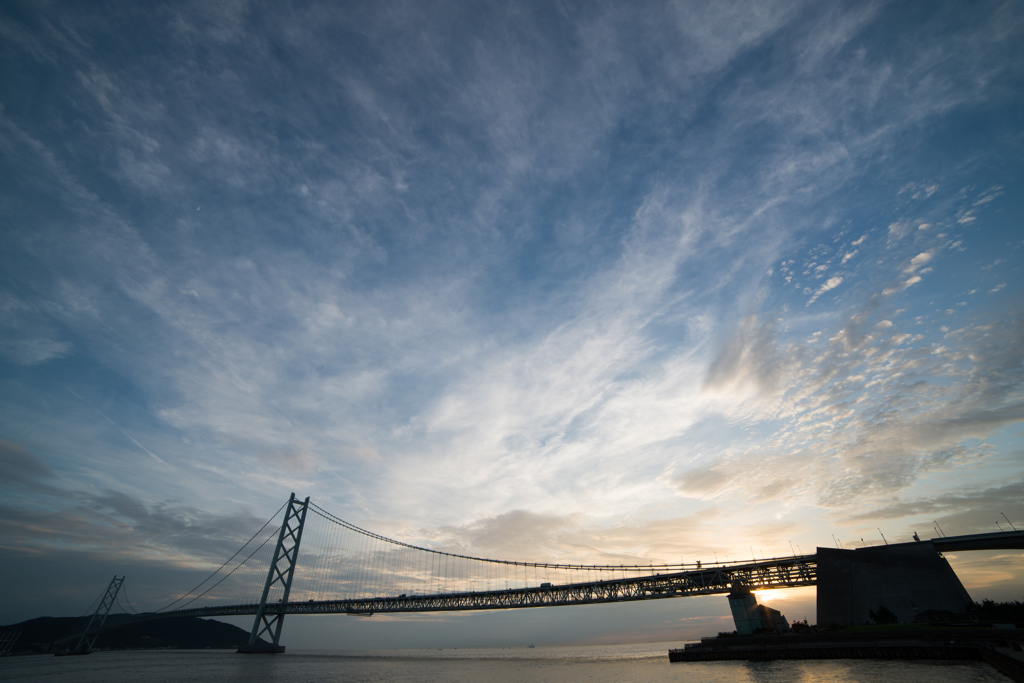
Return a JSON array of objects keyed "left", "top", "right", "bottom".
[
  {"left": 72, "top": 575, "right": 124, "bottom": 653},
  {"left": 238, "top": 493, "right": 309, "bottom": 654}
]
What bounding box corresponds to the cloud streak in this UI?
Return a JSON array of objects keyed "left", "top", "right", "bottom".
[{"left": 0, "top": 0, "right": 1021, "bottom": 634}]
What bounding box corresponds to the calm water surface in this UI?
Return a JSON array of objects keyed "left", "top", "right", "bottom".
[{"left": 0, "top": 642, "right": 1007, "bottom": 683}]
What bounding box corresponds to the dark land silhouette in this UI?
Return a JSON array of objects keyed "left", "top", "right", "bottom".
[{"left": 0, "top": 616, "right": 267, "bottom": 654}]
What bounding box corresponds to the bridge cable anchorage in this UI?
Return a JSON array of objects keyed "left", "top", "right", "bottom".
[
  {"left": 240, "top": 493, "right": 310, "bottom": 654},
  {"left": 156, "top": 500, "right": 287, "bottom": 613}
]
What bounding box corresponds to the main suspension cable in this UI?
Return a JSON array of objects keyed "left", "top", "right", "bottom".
[
  {"left": 309, "top": 501, "right": 689, "bottom": 571},
  {"left": 119, "top": 581, "right": 141, "bottom": 614},
  {"left": 166, "top": 525, "right": 281, "bottom": 612},
  {"left": 156, "top": 501, "right": 287, "bottom": 612}
]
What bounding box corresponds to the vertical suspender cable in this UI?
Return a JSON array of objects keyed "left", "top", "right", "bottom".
[
  {"left": 353, "top": 527, "right": 365, "bottom": 599},
  {"left": 334, "top": 520, "right": 345, "bottom": 600}
]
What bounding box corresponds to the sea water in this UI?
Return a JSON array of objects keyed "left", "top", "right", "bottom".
[{"left": 0, "top": 642, "right": 1007, "bottom": 682}]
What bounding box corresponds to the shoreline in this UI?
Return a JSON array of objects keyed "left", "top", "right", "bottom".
[{"left": 669, "top": 628, "right": 1024, "bottom": 680}]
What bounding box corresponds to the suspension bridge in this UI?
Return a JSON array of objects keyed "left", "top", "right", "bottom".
[
  {"left": 55, "top": 493, "right": 1022, "bottom": 654},
  {"left": 56, "top": 493, "right": 818, "bottom": 653}
]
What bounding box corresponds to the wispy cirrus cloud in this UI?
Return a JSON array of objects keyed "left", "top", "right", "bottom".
[{"left": 0, "top": 0, "right": 1022, "bottom": 632}]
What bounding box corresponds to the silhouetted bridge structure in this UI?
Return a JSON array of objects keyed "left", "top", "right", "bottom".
[{"left": 57, "top": 493, "right": 1023, "bottom": 653}]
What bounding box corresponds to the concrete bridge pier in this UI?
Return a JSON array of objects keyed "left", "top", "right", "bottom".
[{"left": 727, "top": 583, "right": 791, "bottom": 634}]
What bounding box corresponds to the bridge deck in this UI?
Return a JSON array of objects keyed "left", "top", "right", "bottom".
[
  {"left": 55, "top": 523, "right": 1024, "bottom": 648},
  {"left": 64, "top": 555, "right": 816, "bottom": 641}
]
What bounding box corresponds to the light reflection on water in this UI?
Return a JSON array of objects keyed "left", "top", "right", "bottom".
[{"left": 0, "top": 643, "right": 1008, "bottom": 683}]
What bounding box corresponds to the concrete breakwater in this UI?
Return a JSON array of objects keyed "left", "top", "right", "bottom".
[
  {"left": 669, "top": 628, "right": 1024, "bottom": 673},
  {"left": 671, "top": 643, "right": 981, "bottom": 662}
]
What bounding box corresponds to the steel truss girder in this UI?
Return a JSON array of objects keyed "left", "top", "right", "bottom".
[
  {"left": 72, "top": 556, "right": 816, "bottom": 639},
  {"left": 291, "top": 558, "right": 816, "bottom": 614}
]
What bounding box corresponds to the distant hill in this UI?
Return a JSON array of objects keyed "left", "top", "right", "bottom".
[{"left": 0, "top": 615, "right": 268, "bottom": 654}]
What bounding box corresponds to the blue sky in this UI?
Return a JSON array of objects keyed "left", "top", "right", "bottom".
[{"left": 1, "top": 0, "right": 1022, "bottom": 647}]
